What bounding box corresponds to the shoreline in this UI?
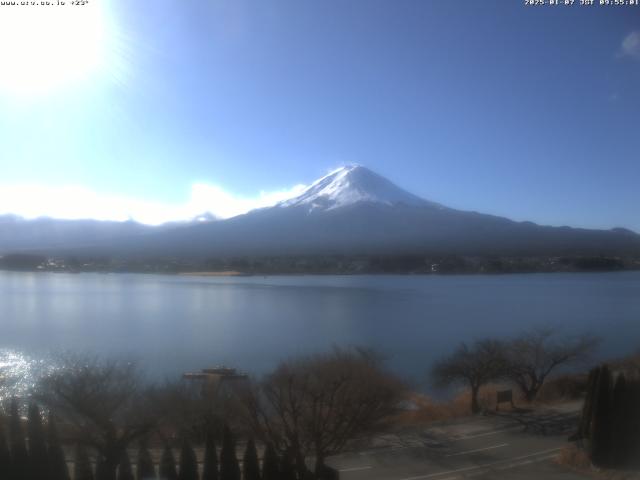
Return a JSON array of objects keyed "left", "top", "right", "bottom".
[
  {"left": 1, "top": 268, "right": 640, "bottom": 277},
  {"left": 178, "top": 271, "right": 248, "bottom": 277}
]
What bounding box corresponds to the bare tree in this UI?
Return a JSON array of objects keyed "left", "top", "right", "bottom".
[
  {"left": 504, "top": 328, "right": 599, "bottom": 402},
  {"left": 240, "top": 348, "right": 405, "bottom": 479},
  {"left": 145, "top": 376, "right": 246, "bottom": 445},
  {"left": 431, "top": 339, "right": 507, "bottom": 414},
  {"left": 145, "top": 380, "right": 212, "bottom": 442},
  {"left": 37, "top": 355, "right": 156, "bottom": 480}
]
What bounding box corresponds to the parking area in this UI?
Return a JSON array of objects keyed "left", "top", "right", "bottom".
[{"left": 328, "top": 405, "right": 590, "bottom": 480}]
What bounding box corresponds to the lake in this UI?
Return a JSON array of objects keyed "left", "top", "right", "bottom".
[{"left": 1, "top": 271, "right": 639, "bottom": 395}]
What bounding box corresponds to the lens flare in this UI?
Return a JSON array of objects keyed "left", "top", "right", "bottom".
[{"left": 0, "top": 1, "right": 113, "bottom": 96}]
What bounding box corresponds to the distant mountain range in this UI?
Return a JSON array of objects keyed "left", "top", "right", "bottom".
[
  {"left": 0, "top": 213, "right": 214, "bottom": 252},
  {"left": 2, "top": 165, "right": 639, "bottom": 260}
]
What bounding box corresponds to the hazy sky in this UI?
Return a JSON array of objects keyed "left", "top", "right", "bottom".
[{"left": 0, "top": 0, "right": 638, "bottom": 229}]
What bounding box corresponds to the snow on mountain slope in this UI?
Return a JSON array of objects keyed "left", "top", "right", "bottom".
[{"left": 278, "top": 165, "right": 444, "bottom": 212}]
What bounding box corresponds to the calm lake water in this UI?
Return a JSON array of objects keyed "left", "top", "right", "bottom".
[{"left": 1, "top": 271, "right": 639, "bottom": 394}]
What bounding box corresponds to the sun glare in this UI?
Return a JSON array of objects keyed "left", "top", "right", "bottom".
[{"left": 0, "top": 1, "right": 109, "bottom": 96}]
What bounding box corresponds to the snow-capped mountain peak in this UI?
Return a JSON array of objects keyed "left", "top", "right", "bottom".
[{"left": 279, "top": 165, "right": 440, "bottom": 212}]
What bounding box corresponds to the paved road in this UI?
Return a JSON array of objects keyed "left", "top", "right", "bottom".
[{"left": 328, "top": 406, "right": 589, "bottom": 480}]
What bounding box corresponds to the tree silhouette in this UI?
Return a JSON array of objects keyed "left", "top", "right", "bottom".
[
  {"left": 577, "top": 367, "right": 600, "bottom": 440},
  {"left": 39, "top": 357, "right": 155, "bottom": 480},
  {"left": 580, "top": 365, "right": 640, "bottom": 468},
  {"left": 159, "top": 445, "right": 178, "bottom": 480},
  {"left": 590, "top": 365, "right": 613, "bottom": 466},
  {"left": 117, "top": 450, "right": 134, "bottom": 480},
  {"left": 178, "top": 439, "right": 198, "bottom": 480},
  {"left": 432, "top": 340, "right": 506, "bottom": 414},
  {"left": 0, "top": 417, "right": 11, "bottom": 480},
  {"left": 504, "top": 329, "right": 598, "bottom": 402},
  {"left": 74, "top": 444, "right": 94, "bottom": 480},
  {"left": 610, "top": 374, "right": 629, "bottom": 465},
  {"left": 242, "top": 348, "right": 404, "bottom": 477},
  {"left": 202, "top": 432, "right": 219, "bottom": 480},
  {"left": 242, "top": 439, "right": 260, "bottom": 480},
  {"left": 260, "top": 444, "right": 279, "bottom": 480},
  {"left": 9, "top": 398, "right": 29, "bottom": 480},
  {"left": 96, "top": 455, "right": 112, "bottom": 480},
  {"left": 219, "top": 426, "right": 240, "bottom": 480},
  {"left": 279, "top": 450, "right": 295, "bottom": 480},
  {"left": 137, "top": 439, "right": 156, "bottom": 480},
  {"left": 28, "top": 403, "right": 49, "bottom": 480},
  {"left": 47, "top": 413, "right": 71, "bottom": 480}
]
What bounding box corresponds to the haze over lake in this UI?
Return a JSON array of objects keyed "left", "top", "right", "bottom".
[{"left": 1, "top": 271, "right": 639, "bottom": 393}]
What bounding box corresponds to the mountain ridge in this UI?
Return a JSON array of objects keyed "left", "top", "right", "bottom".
[{"left": 0, "top": 165, "right": 638, "bottom": 260}]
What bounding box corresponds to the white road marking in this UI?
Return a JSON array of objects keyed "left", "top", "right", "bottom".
[
  {"left": 357, "top": 445, "right": 421, "bottom": 456},
  {"left": 440, "top": 454, "right": 559, "bottom": 479},
  {"left": 450, "top": 426, "right": 521, "bottom": 441},
  {"left": 445, "top": 443, "right": 508, "bottom": 457},
  {"left": 339, "top": 466, "right": 373, "bottom": 472},
  {"left": 355, "top": 426, "right": 520, "bottom": 456},
  {"left": 397, "top": 447, "right": 563, "bottom": 480}
]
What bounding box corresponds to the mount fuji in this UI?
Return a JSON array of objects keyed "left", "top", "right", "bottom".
[
  {"left": 1, "top": 165, "right": 639, "bottom": 261},
  {"left": 69, "top": 164, "right": 639, "bottom": 260},
  {"left": 278, "top": 165, "right": 440, "bottom": 211}
]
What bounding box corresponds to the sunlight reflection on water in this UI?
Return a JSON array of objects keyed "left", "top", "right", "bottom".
[{"left": 0, "top": 349, "right": 58, "bottom": 400}]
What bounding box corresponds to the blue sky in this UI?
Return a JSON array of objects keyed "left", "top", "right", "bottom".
[{"left": 0, "top": 0, "right": 638, "bottom": 228}]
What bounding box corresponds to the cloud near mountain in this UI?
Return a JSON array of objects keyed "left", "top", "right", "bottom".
[{"left": 0, "top": 181, "right": 308, "bottom": 224}]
